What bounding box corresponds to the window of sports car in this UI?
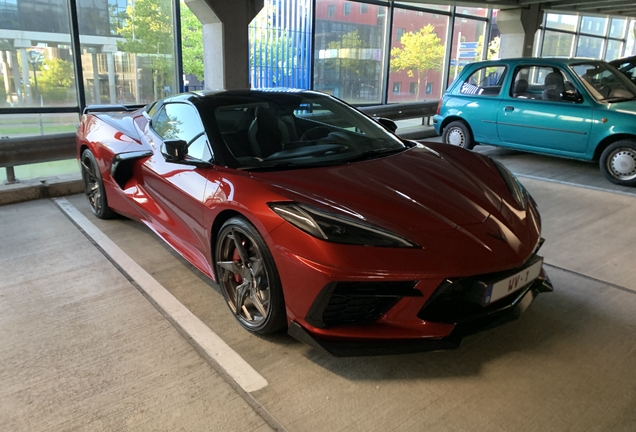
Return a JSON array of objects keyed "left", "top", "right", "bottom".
[
  {"left": 203, "top": 93, "right": 406, "bottom": 170},
  {"left": 569, "top": 61, "right": 636, "bottom": 102}
]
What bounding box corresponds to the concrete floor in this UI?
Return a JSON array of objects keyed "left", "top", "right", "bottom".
[{"left": 1, "top": 149, "right": 636, "bottom": 431}]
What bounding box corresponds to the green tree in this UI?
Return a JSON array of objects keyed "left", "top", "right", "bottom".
[
  {"left": 390, "top": 25, "right": 445, "bottom": 100},
  {"left": 180, "top": 2, "right": 204, "bottom": 81},
  {"left": 38, "top": 58, "right": 74, "bottom": 102},
  {"left": 116, "top": 0, "right": 174, "bottom": 99},
  {"left": 326, "top": 30, "right": 370, "bottom": 100}
]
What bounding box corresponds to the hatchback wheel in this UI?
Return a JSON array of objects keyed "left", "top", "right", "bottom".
[
  {"left": 442, "top": 121, "right": 475, "bottom": 150},
  {"left": 215, "top": 217, "right": 287, "bottom": 334},
  {"left": 599, "top": 140, "right": 636, "bottom": 186}
]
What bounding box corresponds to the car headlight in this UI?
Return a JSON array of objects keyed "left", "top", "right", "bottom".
[
  {"left": 493, "top": 160, "right": 526, "bottom": 209},
  {"left": 268, "top": 203, "right": 419, "bottom": 248}
]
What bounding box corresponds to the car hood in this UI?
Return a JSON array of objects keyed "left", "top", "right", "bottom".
[
  {"left": 250, "top": 147, "right": 539, "bottom": 267},
  {"left": 606, "top": 99, "right": 636, "bottom": 114}
]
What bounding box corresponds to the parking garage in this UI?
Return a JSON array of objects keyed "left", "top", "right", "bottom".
[{"left": 2, "top": 1, "right": 636, "bottom": 431}]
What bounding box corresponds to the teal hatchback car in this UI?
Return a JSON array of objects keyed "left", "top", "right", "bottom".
[{"left": 433, "top": 58, "right": 636, "bottom": 186}]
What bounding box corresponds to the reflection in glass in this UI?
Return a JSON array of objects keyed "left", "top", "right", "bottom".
[
  {"left": 314, "top": 0, "right": 388, "bottom": 104},
  {"left": 576, "top": 35, "right": 603, "bottom": 59},
  {"left": 395, "top": 2, "right": 450, "bottom": 12},
  {"left": 580, "top": 16, "right": 607, "bottom": 37},
  {"left": 605, "top": 40, "right": 623, "bottom": 61},
  {"left": 545, "top": 13, "right": 578, "bottom": 33},
  {"left": 388, "top": 8, "right": 448, "bottom": 103},
  {"left": 542, "top": 31, "right": 574, "bottom": 57},
  {"left": 0, "top": 0, "right": 78, "bottom": 108},
  {"left": 448, "top": 18, "right": 486, "bottom": 86},
  {"left": 78, "top": 0, "right": 177, "bottom": 105},
  {"left": 609, "top": 18, "right": 626, "bottom": 39}
]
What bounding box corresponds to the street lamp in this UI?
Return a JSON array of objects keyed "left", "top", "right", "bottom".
[{"left": 27, "top": 50, "right": 41, "bottom": 104}]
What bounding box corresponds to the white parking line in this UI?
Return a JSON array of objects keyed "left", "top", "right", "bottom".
[
  {"left": 515, "top": 173, "right": 636, "bottom": 198},
  {"left": 53, "top": 197, "right": 268, "bottom": 393}
]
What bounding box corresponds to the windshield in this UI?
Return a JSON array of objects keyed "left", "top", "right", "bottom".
[
  {"left": 570, "top": 62, "right": 636, "bottom": 102},
  {"left": 201, "top": 92, "right": 406, "bottom": 170}
]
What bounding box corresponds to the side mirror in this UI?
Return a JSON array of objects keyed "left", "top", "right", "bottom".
[
  {"left": 163, "top": 139, "right": 188, "bottom": 162},
  {"left": 562, "top": 89, "right": 582, "bottom": 103},
  {"left": 376, "top": 117, "right": 398, "bottom": 133}
]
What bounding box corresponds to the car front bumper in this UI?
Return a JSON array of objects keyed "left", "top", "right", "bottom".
[{"left": 288, "top": 269, "right": 553, "bottom": 357}]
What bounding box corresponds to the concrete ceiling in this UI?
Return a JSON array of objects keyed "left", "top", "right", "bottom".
[{"left": 404, "top": 1, "right": 636, "bottom": 18}]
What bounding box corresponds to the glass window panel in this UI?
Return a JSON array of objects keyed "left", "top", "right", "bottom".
[
  {"left": 395, "top": 2, "right": 450, "bottom": 13},
  {"left": 0, "top": 112, "right": 80, "bottom": 182},
  {"left": 388, "top": 8, "right": 448, "bottom": 103},
  {"left": 609, "top": 18, "right": 626, "bottom": 39},
  {"left": 1, "top": 159, "right": 80, "bottom": 183},
  {"left": 78, "top": 0, "right": 177, "bottom": 106},
  {"left": 459, "top": 65, "right": 506, "bottom": 96},
  {"left": 249, "top": 0, "right": 313, "bottom": 89},
  {"left": 542, "top": 30, "right": 574, "bottom": 57},
  {"left": 580, "top": 16, "right": 607, "bottom": 37},
  {"left": 181, "top": 0, "right": 204, "bottom": 92},
  {"left": 456, "top": 6, "right": 488, "bottom": 18},
  {"left": 487, "top": 10, "right": 500, "bottom": 60},
  {"left": 0, "top": 112, "right": 78, "bottom": 137},
  {"left": 576, "top": 35, "right": 604, "bottom": 59},
  {"left": 0, "top": 0, "right": 79, "bottom": 108},
  {"left": 605, "top": 40, "right": 623, "bottom": 61},
  {"left": 545, "top": 13, "right": 578, "bottom": 33},
  {"left": 448, "top": 18, "right": 486, "bottom": 87},
  {"left": 314, "top": 0, "right": 388, "bottom": 104}
]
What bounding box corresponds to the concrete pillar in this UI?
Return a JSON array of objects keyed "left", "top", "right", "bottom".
[
  {"left": 185, "top": 0, "right": 262, "bottom": 90},
  {"left": 18, "top": 48, "right": 33, "bottom": 105},
  {"left": 8, "top": 51, "right": 23, "bottom": 104},
  {"left": 103, "top": 44, "right": 118, "bottom": 104},
  {"left": 90, "top": 50, "right": 101, "bottom": 104},
  {"left": 497, "top": 5, "right": 543, "bottom": 59},
  {"left": 0, "top": 52, "right": 10, "bottom": 104}
]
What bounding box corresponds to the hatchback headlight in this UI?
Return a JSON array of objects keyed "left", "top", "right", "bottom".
[{"left": 269, "top": 203, "right": 419, "bottom": 248}]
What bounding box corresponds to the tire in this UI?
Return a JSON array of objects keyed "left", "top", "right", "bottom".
[
  {"left": 599, "top": 140, "right": 636, "bottom": 187},
  {"left": 442, "top": 120, "right": 476, "bottom": 150},
  {"left": 81, "top": 149, "right": 115, "bottom": 219},
  {"left": 215, "top": 217, "right": 287, "bottom": 334}
]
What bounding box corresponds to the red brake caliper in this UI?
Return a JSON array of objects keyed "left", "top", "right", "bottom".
[{"left": 232, "top": 248, "right": 243, "bottom": 284}]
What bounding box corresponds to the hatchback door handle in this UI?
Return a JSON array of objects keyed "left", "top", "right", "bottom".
[{"left": 504, "top": 106, "right": 515, "bottom": 111}]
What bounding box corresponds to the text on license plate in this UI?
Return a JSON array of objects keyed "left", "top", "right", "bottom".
[{"left": 485, "top": 259, "right": 543, "bottom": 305}]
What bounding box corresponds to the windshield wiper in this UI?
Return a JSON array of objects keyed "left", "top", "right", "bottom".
[{"left": 342, "top": 147, "right": 407, "bottom": 163}]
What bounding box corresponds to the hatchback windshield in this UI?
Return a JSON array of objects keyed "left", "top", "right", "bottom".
[
  {"left": 570, "top": 62, "right": 636, "bottom": 102},
  {"left": 202, "top": 92, "right": 406, "bottom": 170}
]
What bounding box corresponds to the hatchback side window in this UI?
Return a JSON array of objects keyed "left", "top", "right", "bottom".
[
  {"left": 460, "top": 66, "right": 507, "bottom": 96},
  {"left": 512, "top": 66, "right": 575, "bottom": 102}
]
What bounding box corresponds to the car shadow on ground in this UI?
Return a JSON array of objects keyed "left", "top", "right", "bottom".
[{"left": 294, "top": 267, "right": 634, "bottom": 380}]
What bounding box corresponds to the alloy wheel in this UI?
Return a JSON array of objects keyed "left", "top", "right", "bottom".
[{"left": 216, "top": 226, "right": 272, "bottom": 329}]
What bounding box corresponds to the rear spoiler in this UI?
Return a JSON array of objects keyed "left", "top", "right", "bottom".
[{"left": 83, "top": 104, "right": 146, "bottom": 114}]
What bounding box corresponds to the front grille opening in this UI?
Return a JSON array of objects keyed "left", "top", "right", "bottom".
[
  {"left": 306, "top": 281, "right": 421, "bottom": 329},
  {"left": 418, "top": 255, "right": 542, "bottom": 324}
]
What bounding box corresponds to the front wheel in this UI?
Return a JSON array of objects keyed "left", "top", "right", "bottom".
[
  {"left": 81, "top": 149, "right": 115, "bottom": 219},
  {"left": 442, "top": 121, "right": 475, "bottom": 150},
  {"left": 599, "top": 140, "right": 636, "bottom": 187},
  {"left": 215, "top": 217, "right": 287, "bottom": 334}
]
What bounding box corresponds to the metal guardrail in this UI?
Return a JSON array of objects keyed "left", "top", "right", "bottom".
[{"left": 0, "top": 101, "right": 439, "bottom": 185}]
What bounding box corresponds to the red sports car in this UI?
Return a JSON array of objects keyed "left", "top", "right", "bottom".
[{"left": 77, "top": 89, "right": 552, "bottom": 356}]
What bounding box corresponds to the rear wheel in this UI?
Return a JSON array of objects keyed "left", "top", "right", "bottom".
[
  {"left": 81, "top": 149, "right": 115, "bottom": 219},
  {"left": 599, "top": 140, "right": 636, "bottom": 187},
  {"left": 215, "top": 217, "right": 287, "bottom": 334},
  {"left": 442, "top": 121, "right": 475, "bottom": 150}
]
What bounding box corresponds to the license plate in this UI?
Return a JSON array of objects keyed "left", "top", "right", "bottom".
[{"left": 484, "top": 258, "right": 543, "bottom": 305}]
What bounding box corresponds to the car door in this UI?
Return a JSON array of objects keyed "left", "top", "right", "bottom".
[
  {"left": 445, "top": 64, "right": 507, "bottom": 145},
  {"left": 496, "top": 65, "right": 592, "bottom": 155},
  {"left": 141, "top": 102, "right": 214, "bottom": 271}
]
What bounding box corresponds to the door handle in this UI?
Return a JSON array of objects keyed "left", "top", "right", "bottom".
[{"left": 504, "top": 106, "right": 515, "bottom": 111}]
